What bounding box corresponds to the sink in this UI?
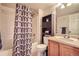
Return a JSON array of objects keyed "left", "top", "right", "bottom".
[
  {"left": 64, "top": 38, "right": 75, "bottom": 41},
  {"left": 54, "top": 36, "right": 64, "bottom": 38},
  {"left": 54, "top": 36, "right": 79, "bottom": 42},
  {"left": 69, "top": 38, "right": 79, "bottom": 41},
  {"left": 62, "top": 38, "right": 79, "bottom": 41}
]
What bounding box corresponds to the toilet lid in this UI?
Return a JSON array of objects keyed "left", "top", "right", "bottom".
[
  {"left": 43, "top": 36, "right": 49, "bottom": 45},
  {"left": 37, "top": 44, "right": 47, "bottom": 49}
]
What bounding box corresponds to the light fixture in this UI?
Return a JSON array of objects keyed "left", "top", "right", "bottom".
[
  {"left": 61, "top": 5, "right": 65, "bottom": 9},
  {"left": 55, "top": 3, "right": 62, "bottom": 7},
  {"left": 67, "top": 3, "right": 72, "bottom": 6},
  {"left": 55, "top": 3, "right": 72, "bottom": 9}
]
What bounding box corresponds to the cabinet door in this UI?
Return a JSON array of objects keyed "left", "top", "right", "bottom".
[
  {"left": 73, "top": 48, "right": 79, "bottom": 56},
  {"left": 48, "top": 40, "right": 59, "bottom": 56},
  {"left": 60, "top": 44, "right": 75, "bottom": 56}
]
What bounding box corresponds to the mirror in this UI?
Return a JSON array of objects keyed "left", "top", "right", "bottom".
[{"left": 56, "top": 3, "right": 79, "bottom": 37}]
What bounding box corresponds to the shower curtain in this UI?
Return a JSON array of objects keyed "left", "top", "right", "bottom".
[{"left": 13, "top": 4, "right": 32, "bottom": 56}]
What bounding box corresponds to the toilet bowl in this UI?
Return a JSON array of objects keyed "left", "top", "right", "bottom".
[
  {"left": 37, "top": 44, "right": 47, "bottom": 56},
  {"left": 36, "top": 36, "right": 49, "bottom": 56}
]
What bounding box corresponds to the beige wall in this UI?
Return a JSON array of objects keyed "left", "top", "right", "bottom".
[
  {"left": 37, "top": 9, "right": 43, "bottom": 43},
  {"left": 0, "top": 5, "right": 15, "bottom": 50},
  {"left": 43, "top": 6, "right": 53, "bottom": 16},
  {"left": 0, "top": 10, "right": 1, "bottom": 32},
  {"left": 32, "top": 14, "right": 38, "bottom": 43}
]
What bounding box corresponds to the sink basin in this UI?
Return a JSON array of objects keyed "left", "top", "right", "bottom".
[
  {"left": 54, "top": 36, "right": 64, "bottom": 38},
  {"left": 64, "top": 38, "right": 75, "bottom": 41},
  {"left": 69, "top": 38, "right": 78, "bottom": 41},
  {"left": 54, "top": 36, "right": 79, "bottom": 42}
]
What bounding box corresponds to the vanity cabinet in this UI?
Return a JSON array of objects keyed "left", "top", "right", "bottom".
[
  {"left": 48, "top": 40, "right": 59, "bottom": 56},
  {"left": 60, "top": 44, "right": 75, "bottom": 56},
  {"left": 73, "top": 48, "right": 79, "bottom": 56},
  {"left": 48, "top": 40, "right": 79, "bottom": 56},
  {"left": 60, "top": 44, "right": 79, "bottom": 56}
]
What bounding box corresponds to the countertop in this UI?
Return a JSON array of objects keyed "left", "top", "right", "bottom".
[{"left": 48, "top": 36, "right": 79, "bottom": 48}]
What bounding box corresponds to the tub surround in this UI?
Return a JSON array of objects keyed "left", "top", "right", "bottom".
[{"left": 48, "top": 36, "right": 79, "bottom": 56}]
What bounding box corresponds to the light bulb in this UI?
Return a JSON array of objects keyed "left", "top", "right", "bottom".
[
  {"left": 55, "top": 3, "right": 62, "bottom": 7},
  {"left": 67, "top": 3, "right": 72, "bottom": 6},
  {"left": 61, "top": 5, "right": 65, "bottom": 9}
]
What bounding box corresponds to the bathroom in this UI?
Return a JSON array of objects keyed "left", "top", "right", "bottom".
[
  {"left": 0, "top": 3, "right": 79, "bottom": 56},
  {"left": 0, "top": 3, "right": 56, "bottom": 56}
]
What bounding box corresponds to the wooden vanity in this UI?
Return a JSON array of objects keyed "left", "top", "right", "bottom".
[{"left": 48, "top": 37, "right": 79, "bottom": 56}]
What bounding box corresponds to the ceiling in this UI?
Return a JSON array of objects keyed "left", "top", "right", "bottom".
[
  {"left": 1, "top": 3, "right": 55, "bottom": 10},
  {"left": 1, "top": 3, "right": 79, "bottom": 17},
  {"left": 56, "top": 3, "right": 79, "bottom": 17},
  {"left": 1, "top": 3, "right": 55, "bottom": 16},
  {"left": 1, "top": 3, "right": 55, "bottom": 14}
]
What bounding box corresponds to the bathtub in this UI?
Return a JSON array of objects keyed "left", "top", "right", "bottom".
[{"left": 0, "top": 42, "right": 38, "bottom": 56}]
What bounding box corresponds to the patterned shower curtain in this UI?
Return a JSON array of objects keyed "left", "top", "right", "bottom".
[{"left": 13, "top": 4, "right": 32, "bottom": 56}]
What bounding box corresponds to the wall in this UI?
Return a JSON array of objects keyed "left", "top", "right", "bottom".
[
  {"left": 0, "top": 9, "right": 1, "bottom": 32},
  {"left": 32, "top": 14, "right": 38, "bottom": 43},
  {"left": 0, "top": 5, "right": 15, "bottom": 50},
  {"left": 0, "top": 4, "right": 2, "bottom": 32},
  {"left": 43, "top": 6, "right": 53, "bottom": 16},
  {"left": 36, "top": 9, "right": 43, "bottom": 43}
]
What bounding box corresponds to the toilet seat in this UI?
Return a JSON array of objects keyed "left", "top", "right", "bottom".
[
  {"left": 37, "top": 44, "right": 47, "bottom": 49},
  {"left": 36, "top": 36, "right": 48, "bottom": 56},
  {"left": 36, "top": 44, "right": 47, "bottom": 56}
]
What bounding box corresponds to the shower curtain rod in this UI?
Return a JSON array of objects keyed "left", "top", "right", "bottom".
[
  {"left": 0, "top": 3, "right": 38, "bottom": 17},
  {"left": 17, "top": 3, "right": 38, "bottom": 16}
]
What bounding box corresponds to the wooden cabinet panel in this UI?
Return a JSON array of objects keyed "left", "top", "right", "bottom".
[
  {"left": 60, "top": 44, "right": 75, "bottom": 56},
  {"left": 48, "top": 40, "right": 79, "bottom": 56},
  {"left": 60, "top": 44, "right": 79, "bottom": 56},
  {"left": 73, "top": 47, "right": 79, "bottom": 56},
  {"left": 48, "top": 40, "right": 59, "bottom": 56}
]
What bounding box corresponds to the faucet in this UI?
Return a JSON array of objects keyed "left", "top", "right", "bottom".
[{"left": 64, "top": 31, "right": 71, "bottom": 38}]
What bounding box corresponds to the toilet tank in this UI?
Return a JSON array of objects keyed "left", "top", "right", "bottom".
[{"left": 43, "top": 36, "right": 50, "bottom": 45}]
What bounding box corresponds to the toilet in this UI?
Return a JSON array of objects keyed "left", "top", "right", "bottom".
[{"left": 36, "top": 36, "right": 48, "bottom": 56}]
